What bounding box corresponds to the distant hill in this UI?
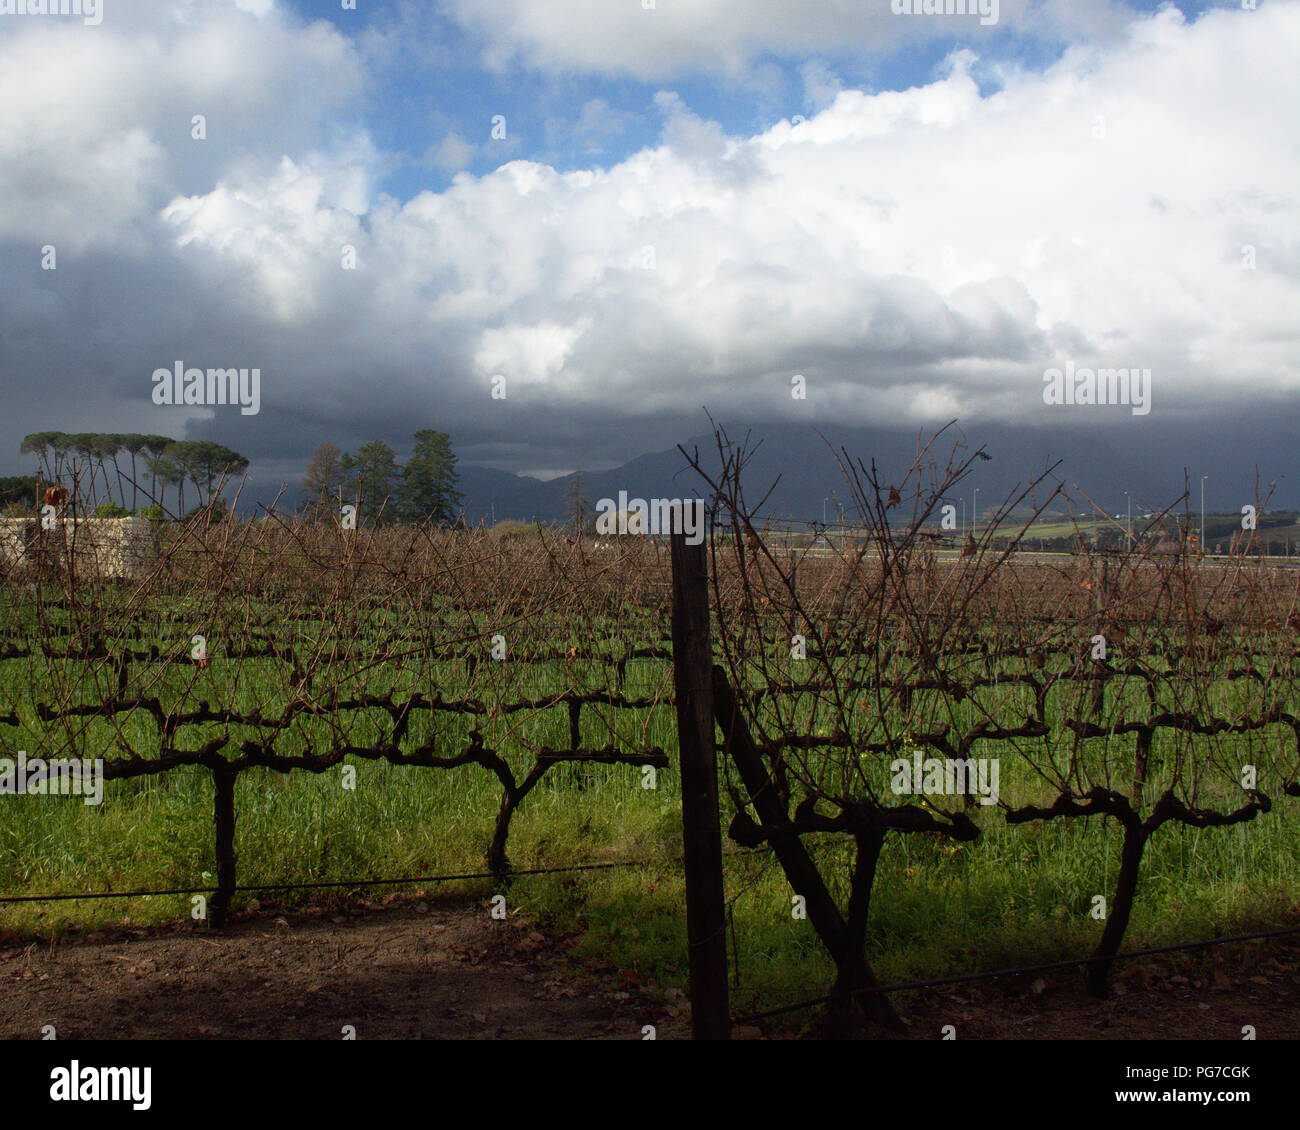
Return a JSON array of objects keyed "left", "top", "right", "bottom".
[
  {"left": 241, "top": 414, "right": 1300, "bottom": 524},
  {"left": 456, "top": 422, "right": 1153, "bottom": 527}
]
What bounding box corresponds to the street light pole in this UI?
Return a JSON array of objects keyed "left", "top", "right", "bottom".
[
  {"left": 823, "top": 497, "right": 828, "bottom": 526},
  {"left": 972, "top": 488, "right": 981, "bottom": 538},
  {"left": 961, "top": 498, "right": 966, "bottom": 536},
  {"left": 1124, "top": 491, "right": 1131, "bottom": 545}
]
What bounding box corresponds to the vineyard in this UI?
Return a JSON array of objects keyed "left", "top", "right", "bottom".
[{"left": 2, "top": 430, "right": 1298, "bottom": 1036}]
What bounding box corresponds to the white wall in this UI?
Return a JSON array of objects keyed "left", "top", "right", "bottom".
[{"left": 0, "top": 517, "right": 155, "bottom": 579}]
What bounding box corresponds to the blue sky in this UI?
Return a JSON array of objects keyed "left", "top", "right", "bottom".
[{"left": 277, "top": 0, "right": 1237, "bottom": 202}]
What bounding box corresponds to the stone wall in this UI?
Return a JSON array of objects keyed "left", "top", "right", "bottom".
[{"left": 0, "top": 517, "right": 156, "bottom": 580}]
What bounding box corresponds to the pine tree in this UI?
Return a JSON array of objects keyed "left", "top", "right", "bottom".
[
  {"left": 400, "top": 430, "right": 463, "bottom": 527},
  {"left": 341, "top": 440, "right": 401, "bottom": 525}
]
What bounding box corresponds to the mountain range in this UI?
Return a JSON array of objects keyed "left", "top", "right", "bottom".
[{"left": 453, "top": 416, "right": 1299, "bottom": 528}]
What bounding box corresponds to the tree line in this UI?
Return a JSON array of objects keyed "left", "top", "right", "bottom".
[
  {"left": 17, "top": 433, "right": 249, "bottom": 516},
  {"left": 301, "top": 431, "right": 463, "bottom": 526},
  {"left": 13, "top": 429, "right": 465, "bottom": 527}
]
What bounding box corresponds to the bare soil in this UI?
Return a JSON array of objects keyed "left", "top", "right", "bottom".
[
  {"left": 2, "top": 894, "right": 1297, "bottom": 1040},
  {"left": 0, "top": 894, "right": 685, "bottom": 1041},
  {"left": 894, "top": 935, "right": 1300, "bottom": 1040}
]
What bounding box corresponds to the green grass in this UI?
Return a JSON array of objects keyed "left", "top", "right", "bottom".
[
  {"left": 1, "top": 592, "right": 1298, "bottom": 1026},
  {"left": 1, "top": 734, "right": 1296, "bottom": 1020}
]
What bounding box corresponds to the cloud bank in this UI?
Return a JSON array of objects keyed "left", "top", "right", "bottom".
[{"left": 0, "top": 0, "right": 1295, "bottom": 486}]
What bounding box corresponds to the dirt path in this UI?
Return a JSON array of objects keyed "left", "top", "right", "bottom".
[
  {"left": 3, "top": 895, "right": 1297, "bottom": 1040},
  {"left": 0, "top": 895, "right": 685, "bottom": 1041},
  {"left": 897, "top": 936, "right": 1300, "bottom": 1040}
]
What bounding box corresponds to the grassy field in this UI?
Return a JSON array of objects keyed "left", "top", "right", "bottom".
[
  {"left": 3, "top": 538, "right": 1297, "bottom": 1022},
  {"left": 2, "top": 734, "right": 1295, "bottom": 1015}
]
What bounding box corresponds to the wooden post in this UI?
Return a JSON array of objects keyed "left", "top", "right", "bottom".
[
  {"left": 670, "top": 507, "right": 730, "bottom": 1039},
  {"left": 210, "top": 765, "right": 238, "bottom": 928}
]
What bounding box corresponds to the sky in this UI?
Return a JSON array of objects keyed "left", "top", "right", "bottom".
[{"left": 1, "top": 0, "right": 1296, "bottom": 507}]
